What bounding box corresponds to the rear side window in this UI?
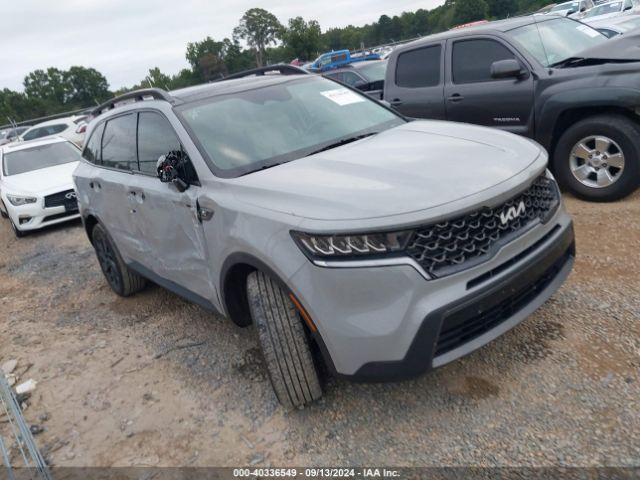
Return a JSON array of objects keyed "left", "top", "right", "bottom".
[
  {"left": 82, "top": 122, "right": 105, "bottom": 164},
  {"left": 22, "top": 127, "right": 45, "bottom": 141},
  {"left": 137, "top": 112, "right": 181, "bottom": 175},
  {"left": 452, "top": 39, "right": 516, "bottom": 84},
  {"left": 101, "top": 114, "right": 137, "bottom": 171},
  {"left": 395, "top": 45, "right": 441, "bottom": 88}
]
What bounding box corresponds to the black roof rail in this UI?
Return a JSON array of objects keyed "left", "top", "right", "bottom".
[
  {"left": 91, "top": 88, "right": 177, "bottom": 117},
  {"left": 219, "top": 64, "right": 309, "bottom": 82}
]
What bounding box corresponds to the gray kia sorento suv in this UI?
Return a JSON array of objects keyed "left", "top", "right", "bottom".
[{"left": 74, "top": 68, "right": 575, "bottom": 408}]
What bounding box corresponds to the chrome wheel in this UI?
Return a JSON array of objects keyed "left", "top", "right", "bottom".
[{"left": 569, "top": 135, "right": 625, "bottom": 189}]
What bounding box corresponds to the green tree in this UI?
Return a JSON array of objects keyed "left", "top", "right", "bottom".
[
  {"left": 233, "top": 8, "right": 283, "bottom": 67},
  {"left": 452, "top": 0, "right": 490, "bottom": 25},
  {"left": 186, "top": 36, "right": 225, "bottom": 72},
  {"left": 63, "top": 66, "right": 110, "bottom": 107},
  {"left": 23, "top": 68, "right": 67, "bottom": 107},
  {"left": 281, "top": 17, "right": 323, "bottom": 61}
]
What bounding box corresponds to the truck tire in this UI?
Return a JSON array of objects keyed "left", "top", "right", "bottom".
[
  {"left": 91, "top": 223, "right": 146, "bottom": 297},
  {"left": 246, "top": 270, "right": 322, "bottom": 409},
  {"left": 553, "top": 114, "right": 640, "bottom": 201}
]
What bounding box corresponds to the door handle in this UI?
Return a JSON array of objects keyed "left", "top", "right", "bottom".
[
  {"left": 447, "top": 94, "right": 464, "bottom": 103},
  {"left": 90, "top": 181, "right": 101, "bottom": 191}
]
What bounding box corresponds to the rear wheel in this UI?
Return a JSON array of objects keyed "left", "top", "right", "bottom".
[
  {"left": 246, "top": 271, "right": 322, "bottom": 409},
  {"left": 91, "top": 223, "right": 146, "bottom": 296},
  {"left": 553, "top": 115, "right": 640, "bottom": 201}
]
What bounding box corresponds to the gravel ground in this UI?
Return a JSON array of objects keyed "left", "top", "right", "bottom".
[{"left": 0, "top": 192, "right": 638, "bottom": 467}]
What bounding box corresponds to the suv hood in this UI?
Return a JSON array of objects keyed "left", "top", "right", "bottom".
[
  {"left": 1, "top": 161, "right": 78, "bottom": 195},
  {"left": 231, "top": 121, "right": 543, "bottom": 221}
]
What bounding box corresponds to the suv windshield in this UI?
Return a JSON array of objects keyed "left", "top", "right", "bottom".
[
  {"left": 585, "top": 1, "right": 622, "bottom": 16},
  {"left": 507, "top": 18, "right": 606, "bottom": 67},
  {"left": 3, "top": 142, "right": 80, "bottom": 176},
  {"left": 178, "top": 76, "right": 404, "bottom": 177},
  {"left": 357, "top": 61, "right": 388, "bottom": 81}
]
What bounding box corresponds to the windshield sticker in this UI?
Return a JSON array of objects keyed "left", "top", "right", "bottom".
[
  {"left": 320, "top": 88, "right": 365, "bottom": 106},
  {"left": 576, "top": 24, "right": 601, "bottom": 38}
]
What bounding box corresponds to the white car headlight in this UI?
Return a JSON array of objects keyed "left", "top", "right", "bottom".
[{"left": 6, "top": 194, "right": 37, "bottom": 206}]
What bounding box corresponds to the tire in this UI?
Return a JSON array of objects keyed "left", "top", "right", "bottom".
[
  {"left": 0, "top": 203, "right": 8, "bottom": 219},
  {"left": 91, "top": 223, "right": 146, "bottom": 297},
  {"left": 9, "top": 217, "right": 26, "bottom": 238},
  {"left": 246, "top": 271, "right": 322, "bottom": 409},
  {"left": 553, "top": 114, "right": 640, "bottom": 201}
]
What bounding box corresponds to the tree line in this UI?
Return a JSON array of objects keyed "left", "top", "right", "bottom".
[{"left": 1, "top": 0, "right": 548, "bottom": 124}]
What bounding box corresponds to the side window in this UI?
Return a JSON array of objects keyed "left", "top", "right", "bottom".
[
  {"left": 340, "top": 72, "right": 364, "bottom": 87},
  {"left": 22, "top": 128, "right": 44, "bottom": 141},
  {"left": 82, "top": 122, "right": 105, "bottom": 164},
  {"left": 101, "top": 114, "right": 137, "bottom": 171},
  {"left": 395, "top": 45, "right": 441, "bottom": 88},
  {"left": 452, "top": 39, "right": 517, "bottom": 84},
  {"left": 137, "top": 111, "right": 198, "bottom": 183},
  {"left": 47, "top": 124, "right": 68, "bottom": 135},
  {"left": 137, "top": 112, "right": 182, "bottom": 175}
]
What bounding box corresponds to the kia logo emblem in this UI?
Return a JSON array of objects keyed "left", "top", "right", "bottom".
[
  {"left": 65, "top": 191, "right": 77, "bottom": 200},
  {"left": 500, "top": 201, "right": 526, "bottom": 225}
]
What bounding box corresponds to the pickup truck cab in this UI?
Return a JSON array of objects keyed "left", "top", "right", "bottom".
[{"left": 384, "top": 15, "right": 640, "bottom": 201}]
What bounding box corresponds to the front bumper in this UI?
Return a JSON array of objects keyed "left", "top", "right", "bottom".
[
  {"left": 289, "top": 208, "right": 574, "bottom": 379},
  {"left": 4, "top": 194, "right": 80, "bottom": 232}
]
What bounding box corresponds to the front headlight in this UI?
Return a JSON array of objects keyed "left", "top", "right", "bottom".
[
  {"left": 291, "top": 230, "right": 414, "bottom": 259},
  {"left": 6, "top": 194, "right": 37, "bottom": 206}
]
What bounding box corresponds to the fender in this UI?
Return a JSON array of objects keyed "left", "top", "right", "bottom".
[
  {"left": 536, "top": 87, "right": 640, "bottom": 149},
  {"left": 219, "top": 251, "right": 339, "bottom": 374}
]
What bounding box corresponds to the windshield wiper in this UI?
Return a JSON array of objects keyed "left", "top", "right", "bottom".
[
  {"left": 241, "top": 162, "right": 284, "bottom": 176},
  {"left": 549, "top": 56, "right": 587, "bottom": 68},
  {"left": 305, "top": 132, "right": 379, "bottom": 157}
]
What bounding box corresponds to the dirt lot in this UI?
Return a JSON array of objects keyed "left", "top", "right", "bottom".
[{"left": 0, "top": 192, "right": 639, "bottom": 467}]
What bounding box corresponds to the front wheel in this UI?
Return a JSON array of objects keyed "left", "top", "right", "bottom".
[
  {"left": 91, "top": 223, "right": 146, "bottom": 296},
  {"left": 246, "top": 271, "right": 322, "bottom": 409},
  {"left": 9, "top": 217, "right": 26, "bottom": 238},
  {"left": 553, "top": 115, "right": 640, "bottom": 201}
]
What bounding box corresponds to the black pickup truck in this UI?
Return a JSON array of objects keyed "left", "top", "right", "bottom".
[{"left": 384, "top": 15, "right": 640, "bottom": 201}]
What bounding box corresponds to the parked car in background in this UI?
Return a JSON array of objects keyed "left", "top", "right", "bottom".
[
  {"left": 589, "top": 13, "right": 640, "bottom": 35},
  {"left": 536, "top": 3, "right": 558, "bottom": 13},
  {"left": 0, "top": 137, "right": 81, "bottom": 237},
  {"left": 323, "top": 60, "right": 387, "bottom": 99},
  {"left": 547, "top": 0, "right": 595, "bottom": 17},
  {"left": 0, "top": 126, "right": 30, "bottom": 146},
  {"left": 20, "top": 115, "right": 87, "bottom": 146},
  {"left": 74, "top": 76, "right": 574, "bottom": 409},
  {"left": 582, "top": 0, "right": 639, "bottom": 22},
  {"left": 384, "top": 15, "right": 640, "bottom": 202}
]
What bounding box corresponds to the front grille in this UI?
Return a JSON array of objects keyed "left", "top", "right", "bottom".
[
  {"left": 406, "top": 175, "right": 559, "bottom": 278},
  {"left": 434, "top": 247, "right": 571, "bottom": 357},
  {"left": 44, "top": 189, "right": 77, "bottom": 209}
]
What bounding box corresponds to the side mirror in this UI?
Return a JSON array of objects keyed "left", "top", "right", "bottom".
[
  {"left": 580, "top": 5, "right": 587, "bottom": 11},
  {"left": 156, "top": 151, "right": 189, "bottom": 192},
  {"left": 624, "top": 4, "right": 632, "bottom": 10},
  {"left": 491, "top": 59, "right": 525, "bottom": 79}
]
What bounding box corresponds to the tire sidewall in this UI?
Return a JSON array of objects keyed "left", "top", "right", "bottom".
[
  {"left": 553, "top": 116, "right": 640, "bottom": 201},
  {"left": 92, "top": 224, "right": 125, "bottom": 296}
]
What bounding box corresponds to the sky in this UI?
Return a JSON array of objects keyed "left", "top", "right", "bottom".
[{"left": 1, "top": 0, "right": 443, "bottom": 92}]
